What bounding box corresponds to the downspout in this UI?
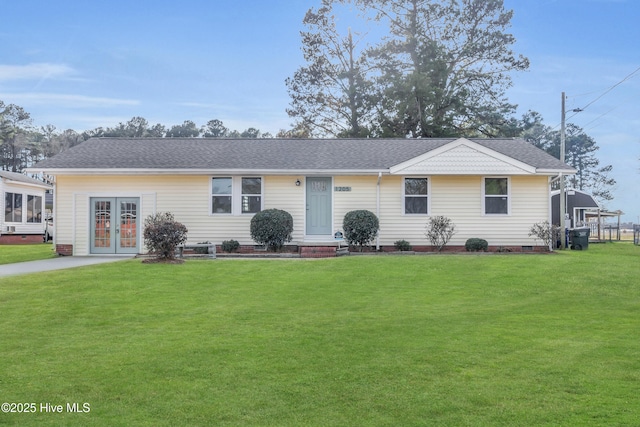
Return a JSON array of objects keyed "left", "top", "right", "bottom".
[
  {"left": 548, "top": 176, "right": 556, "bottom": 251},
  {"left": 376, "top": 172, "right": 382, "bottom": 251},
  {"left": 51, "top": 176, "right": 58, "bottom": 250}
]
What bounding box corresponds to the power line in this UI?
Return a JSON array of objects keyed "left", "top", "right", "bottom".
[
  {"left": 551, "top": 65, "right": 640, "bottom": 131},
  {"left": 578, "top": 65, "right": 640, "bottom": 112},
  {"left": 582, "top": 106, "right": 618, "bottom": 132}
]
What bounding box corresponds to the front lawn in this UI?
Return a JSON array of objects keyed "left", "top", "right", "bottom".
[
  {"left": 1, "top": 243, "right": 638, "bottom": 426},
  {"left": 0, "top": 243, "right": 55, "bottom": 265}
]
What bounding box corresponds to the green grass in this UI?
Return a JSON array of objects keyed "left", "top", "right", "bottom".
[
  {"left": 1, "top": 243, "right": 639, "bottom": 426},
  {"left": 0, "top": 243, "right": 56, "bottom": 265}
]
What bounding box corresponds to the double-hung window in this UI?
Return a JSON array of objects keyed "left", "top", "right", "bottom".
[
  {"left": 404, "top": 178, "right": 429, "bottom": 214},
  {"left": 241, "top": 178, "right": 262, "bottom": 214},
  {"left": 484, "top": 177, "right": 509, "bottom": 215},
  {"left": 211, "top": 177, "right": 262, "bottom": 215},
  {"left": 211, "top": 177, "right": 233, "bottom": 214},
  {"left": 4, "top": 192, "right": 22, "bottom": 223}
]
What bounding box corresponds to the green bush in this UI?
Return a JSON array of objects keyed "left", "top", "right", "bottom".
[
  {"left": 465, "top": 238, "right": 488, "bottom": 252},
  {"left": 250, "top": 209, "right": 293, "bottom": 251},
  {"left": 143, "top": 212, "right": 188, "bottom": 260},
  {"left": 343, "top": 210, "right": 379, "bottom": 252},
  {"left": 394, "top": 240, "right": 413, "bottom": 251},
  {"left": 221, "top": 239, "right": 240, "bottom": 253}
]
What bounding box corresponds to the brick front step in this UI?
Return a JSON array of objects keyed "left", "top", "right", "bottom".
[{"left": 299, "top": 246, "right": 337, "bottom": 258}]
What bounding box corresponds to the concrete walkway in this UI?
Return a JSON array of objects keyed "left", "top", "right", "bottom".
[{"left": 0, "top": 256, "right": 135, "bottom": 278}]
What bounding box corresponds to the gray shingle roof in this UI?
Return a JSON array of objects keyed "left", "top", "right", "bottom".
[
  {"left": 0, "top": 170, "right": 52, "bottom": 188},
  {"left": 31, "top": 137, "right": 574, "bottom": 173}
]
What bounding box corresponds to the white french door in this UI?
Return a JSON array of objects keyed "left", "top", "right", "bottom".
[{"left": 90, "top": 197, "right": 140, "bottom": 254}]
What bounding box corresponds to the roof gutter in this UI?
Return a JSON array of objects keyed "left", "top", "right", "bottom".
[
  {"left": 1, "top": 177, "right": 52, "bottom": 190},
  {"left": 25, "top": 168, "right": 392, "bottom": 176},
  {"left": 537, "top": 168, "right": 577, "bottom": 175}
]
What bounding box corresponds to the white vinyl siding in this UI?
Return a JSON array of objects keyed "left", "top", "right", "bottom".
[
  {"left": 333, "top": 176, "right": 378, "bottom": 238},
  {"left": 377, "top": 175, "right": 549, "bottom": 247},
  {"left": 56, "top": 175, "right": 273, "bottom": 255},
  {"left": 53, "top": 173, "right": 551, "bottom": 255},
  {"left": 264, "top": 176, "right": 306, "bottom": 243}
]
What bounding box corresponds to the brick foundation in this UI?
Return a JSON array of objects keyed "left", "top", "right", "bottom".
[
  {"left": 0, "top": 234, "right": 44, "bottom": 244},
  {"left": 194, "top": 243, "right": 551, "bottom": 258},
  {"left": 55, "top": 244, "right": 73, "bottom": 256},
  {"left": 374, "top": 245, "right": 550, "bottom": 253}
]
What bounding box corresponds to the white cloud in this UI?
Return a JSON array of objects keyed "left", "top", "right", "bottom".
[
  {"left": 0, "top": 63, "right": 75, "bottom": 81},
  {"left": 0, "top": 92, "right": 140, "bottom": 107}
]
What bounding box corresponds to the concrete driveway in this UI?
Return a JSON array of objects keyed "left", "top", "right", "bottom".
[{"left": 0, "top": 256, "right": 135, "bottom": 278}]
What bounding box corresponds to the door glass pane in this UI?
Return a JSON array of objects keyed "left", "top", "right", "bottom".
[
  {"left": 119, "top": 201, "right": 137, "bottom": 248},
  {"left": 94, "top": 201, "right": 111, "bottom": 248}
]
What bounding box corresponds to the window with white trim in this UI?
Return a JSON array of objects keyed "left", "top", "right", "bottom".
[
  {"left": 27, "top": 195, "right": 43, "bottom": 223},
  {"left": 404, "top": 177, "right": 429, "bottom": 214},
  {"left": 484, "top": 177, "right": 509, "bottom": 215},
  {"left": 211, "top": 177, "right": 232, "bottom": 214},
  {"left": 211, "top": 177, "right": 262, "bottom": 215},
  {"left": 241, "top": 177, "right": 262, "bottom": 214},
  {"left": 4, "top": 192, "right": 22, "bottom": 223}
]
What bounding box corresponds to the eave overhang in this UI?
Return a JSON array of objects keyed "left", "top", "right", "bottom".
[
  {"left": 1, "top": 176, "right": 52, "bottom": 190},
  {"left": 25, "top": 168, "right": 391, "bottom": 176}
]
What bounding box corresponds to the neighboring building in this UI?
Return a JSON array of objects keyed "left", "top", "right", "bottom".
[
  {"left": 551, "top": 188, "right": 624, "bottom": 241},
  {"left": 551, "top": 188, "right": 600, "bottom": 229},
  {"left": 1, "top": 170, "right": 52, "bottom": 244},
  {"left": 28, "top": 137, "right": 575, "bottom": 256}
]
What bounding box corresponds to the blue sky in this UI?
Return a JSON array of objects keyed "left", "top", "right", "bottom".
[{"left": 1, "top": 0, "right": 639, "bottom": 222}]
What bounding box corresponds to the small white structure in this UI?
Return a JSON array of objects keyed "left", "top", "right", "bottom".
[{"left": 0, "top": 170, "right": 52, "bottom": 244}]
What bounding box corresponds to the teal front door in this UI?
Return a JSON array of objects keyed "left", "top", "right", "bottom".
[
  {"left": 306, "top": 177, "right": 332, "bottom": 236},
  {"left": 90, "top": 197, "right": 140, "bottom": 254}
]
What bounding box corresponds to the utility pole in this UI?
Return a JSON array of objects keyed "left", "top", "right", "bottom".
[{"left": 559, "top": 92, "right": 566, "bottom": 249}]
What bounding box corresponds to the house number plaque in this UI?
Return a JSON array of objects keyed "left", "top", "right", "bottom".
[{"left": 334, "top": 186, "right": 352, "bottom": 192}]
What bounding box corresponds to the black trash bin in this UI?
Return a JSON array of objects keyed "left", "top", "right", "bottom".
[{"left": 570, "top": 227, "right": 590, "bottom": 250}]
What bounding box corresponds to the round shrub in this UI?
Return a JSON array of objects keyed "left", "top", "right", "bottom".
[
  {"left": 143, "top": 212, "right": 188, "bottom": 259},
  {"left": 250, "top": 209, "right": 293, "bottom": 251},
  {"left": 465, "top": 238, "right": 488, "bottom": 252},
  {"left": 343, "top": 210, "right": 379, "bottom": 251},
  {"left": 221, "top": 239, "right": 240, "bottom": 253},
  {"left": 394, "top": 239, "right": 412, "bottom": 251}
]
